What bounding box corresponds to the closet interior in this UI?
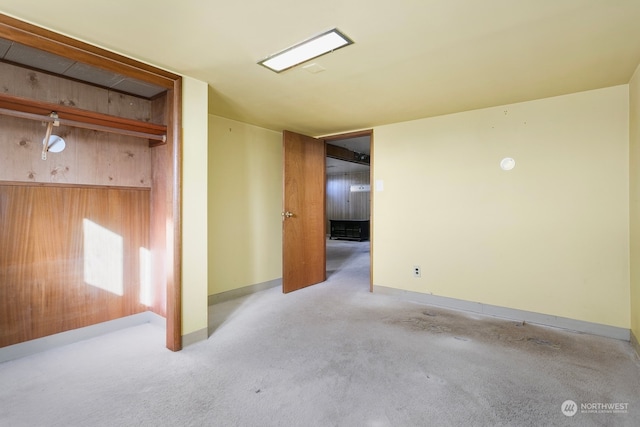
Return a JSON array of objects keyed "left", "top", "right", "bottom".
[{"left": 0, "top": 14, "right": 183, "bottom": 351}]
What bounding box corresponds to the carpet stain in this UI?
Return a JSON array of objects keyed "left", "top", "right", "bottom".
[
  {"left": 385, "top": 306, "right": 568, "bottom": 355},
  {"left": 526, "top": 337, "right": 560, "bottom": 349}
]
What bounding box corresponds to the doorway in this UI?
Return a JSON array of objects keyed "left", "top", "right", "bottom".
[
  {"left": 324, "top": 131, "right": 372, "bottom": 291},
  {"left": 282, "top": 129, "right": 372, "bottom": 294}
]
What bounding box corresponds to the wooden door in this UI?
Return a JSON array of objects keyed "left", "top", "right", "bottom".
[{"left": 282, "top": 130, "right": 326, "bottom": 293}]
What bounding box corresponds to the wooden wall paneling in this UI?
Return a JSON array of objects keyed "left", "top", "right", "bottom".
[
  {"left": 24, "top": 187, "right": 58, "bottom": 337},
  {"left": 149, "top": 90, "right": 170, "bottom": 319},
  {"left": 326, "top": 175, "right": 347, "bottom": 227},
  {"left": 0, "top": 61, "right": 163, "bottom": 142},
  {"left": 78, "top": 129, "right": 152, "bottom": 188},
  {"left": 348, "top": 171, "right": 370, "bottom": 218},
  {"left": 150, "top": 144, "right": 168, "bottom": 318},
  {"left": 1, "top": 114, "right": 151, "bottom": 187},
  {"left": 117, "top": 189, "right": 149, "bottom": 316},
  {"left": 0, "top": 115, "right": 47, "bottom": 182},
  {"left": 48, "top": 126, "right": 78, "bottom": 184},
  {"left": 0, "top": 62, "right": 110, "bottom": 114},
  {"left": 1, "top": 13, "right": 183, "bottom": 351},
  {"left": 326, "top": 171, "right": 370, "bottom": 231},
  {"left": 71, "top": 187, "right": 107, "bottom": 328},
  {"left": 0, "top": 186, "right": 33, "bottom": 344},
  {"left": 44, "top": 125, "right": 76, "bottom": 185},
  {"left": 103, "top": 188, "right": 126, "bottom": 319},
  {"left": 0, "top": 116, "right": 78, "bottom": 184},
  {"left": 0, "top": 184, "right": 150, "bottom": 348},
  {"left": 87, "top": 133, "right": 151, "bottom": 188},
  {"left": 114, "top": 134, "right": 152, "bottom": 187},
  {"left": 129, "top": 186, "right": 151, "bottom": 314},
  {"left": 73, "top": 128, "right": 104, "bottom": 186},
  {"left": 151, "top": 94, "right": 167, "bottom": 125},
  {"left": 107, "top": 91, "right": 152, "bottom": 123}
]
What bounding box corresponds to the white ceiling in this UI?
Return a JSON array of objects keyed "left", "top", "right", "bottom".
[{"left": 1, "top": 1, "right": 640, "bottom": 138}]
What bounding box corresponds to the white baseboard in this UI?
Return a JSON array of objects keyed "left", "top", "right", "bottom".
[
  {"left": 0, "top": 311, "right": 166, "bottom": 363},
  {"left": 373, "top": 285, "right": 630, "bottom": 341},
  {"left": 182, "top": 327, "right": 208, "bottom": 347},
  {"left": 208, "top": 278, "right": 282, "bottom": 306}
]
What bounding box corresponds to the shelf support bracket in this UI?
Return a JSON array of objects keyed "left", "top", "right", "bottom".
[{"left": 41, "top": 112, "right": 59, "bottom": 160}]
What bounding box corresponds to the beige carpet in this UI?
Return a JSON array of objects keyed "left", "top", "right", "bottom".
[{"left": 1, "top": 239, "right": 639, "bottom": 426}]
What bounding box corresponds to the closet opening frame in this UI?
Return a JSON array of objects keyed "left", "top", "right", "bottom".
[{"left": 0, "top": 14, "right": 184, "bottom": 351}]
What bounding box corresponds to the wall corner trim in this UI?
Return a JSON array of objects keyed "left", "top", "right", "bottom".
[{"left": 372, "top": 286, "right": 631, "bottom": 341}]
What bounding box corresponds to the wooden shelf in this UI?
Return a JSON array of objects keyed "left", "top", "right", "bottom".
[{"left": 0, "top": 92, "right": 167, "bottom": 143}]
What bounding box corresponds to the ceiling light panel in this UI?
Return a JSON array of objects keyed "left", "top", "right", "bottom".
[{"left": 259, "top": 28, "right": 353, "bottom": 73}]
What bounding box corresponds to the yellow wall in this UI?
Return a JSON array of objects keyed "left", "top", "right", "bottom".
[
  {"left": 181, "top": 76, "right": 209, "bottom": 335},
  {"left": 630, "top": 65, "right": 640, "bottom": 340},
  {"left": 208, "top": 115, "right": 283, "bottom": 295},
  {"left": 373, "top": 86, "right": 630, "bottom": 328}
]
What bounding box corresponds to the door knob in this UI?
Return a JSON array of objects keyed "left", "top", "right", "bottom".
[{"left": 282, "top": 211, "right": 294, "bottom": 218}]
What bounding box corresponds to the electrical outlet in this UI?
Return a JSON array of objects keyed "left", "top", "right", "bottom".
[{"left": 413, "top": 265, "right": 421, "bottom": 278}]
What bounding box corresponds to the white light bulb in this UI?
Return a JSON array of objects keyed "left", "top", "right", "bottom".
[{"left": 500, "top": 157, "right": 515, "bottom": 171}]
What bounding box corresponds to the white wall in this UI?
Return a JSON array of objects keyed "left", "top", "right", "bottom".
[
  {"left": 208, "top": 115, "right": 283, "bottom": 295},
  {"left": 373, "top": 86, "right": 630, "bottom": 328},
  {"left": 181, "top": 76, "right": 209, "bottom": 336}
]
